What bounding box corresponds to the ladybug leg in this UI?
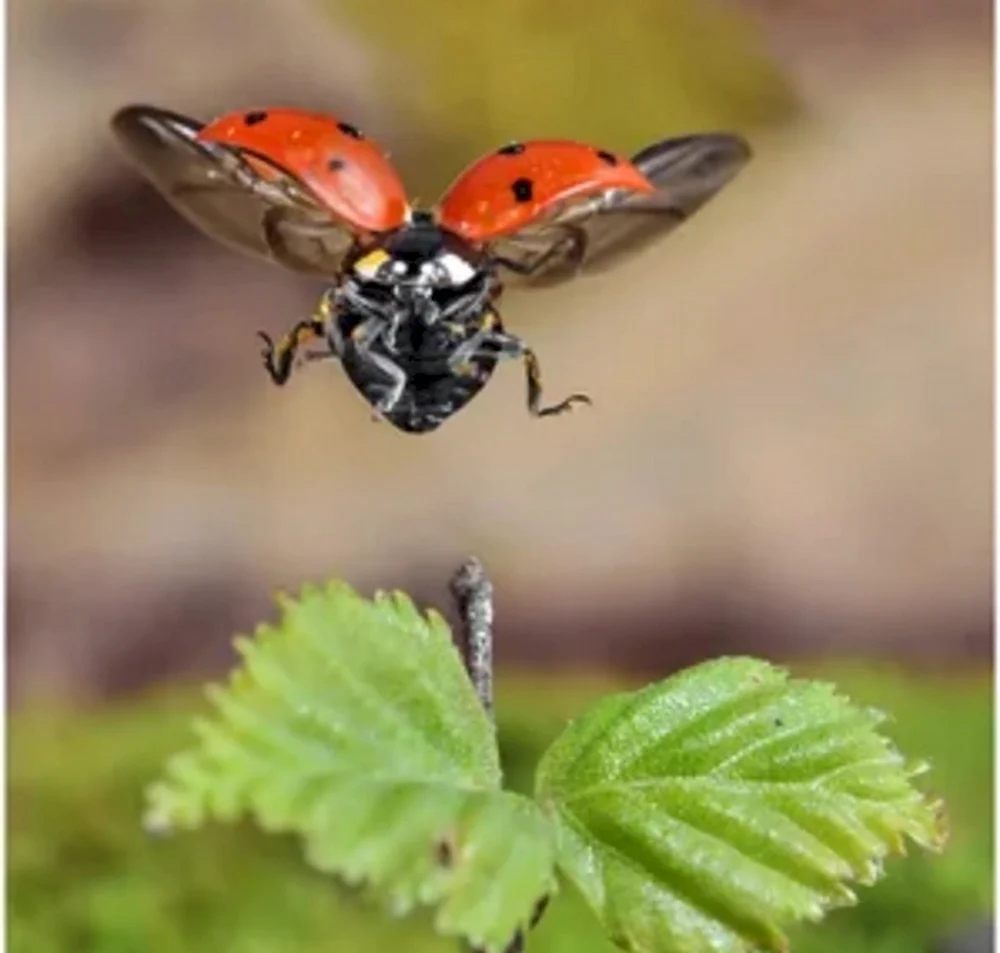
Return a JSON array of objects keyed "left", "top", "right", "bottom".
[
  {"left": 348, "top": 314, "right": 390, "bottom": 349},
  {"left": 344, "top": 315, "right": 408, "bottom": 418},
  {"left": 358, "top": 348, "right": 408, "bottom": 419},
  {"left": 259, "top": 291, "right": 343, "bottom": 383},
  {"left": 462, "top": 325, "right": 591, "bottom": 417},
  {"left": 303, "top": 315, "right": 345, "bottom": 366},
  {"left": 259, "top": 302, "right": 335, "bottom": 385},
  {"left": 258, "top": 320, "right": 325, "bottom": 385},
  {"left": 445, "top": 310, "right": 501, "bottom": 376},
  {"left": 519, "top": 346, "right": 592, "bottom": 417},
  {"left": 299, "top": 342, "right": 340, "bottom": 366}
]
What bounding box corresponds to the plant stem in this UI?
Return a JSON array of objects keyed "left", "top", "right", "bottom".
[
  {"left": 450, "top": 558, "right": 545, "bottom": 953},
  {"left": 449, "top": 556, "right": 494, "bottom": 722},
  {"left": 451, "top": 558, "right": 526, "bottom": 953}
]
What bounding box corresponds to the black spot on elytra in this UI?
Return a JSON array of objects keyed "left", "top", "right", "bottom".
[
  {"left": 327, "top": 156, "right": 347, "bottom": 171},
  {"left": 243, "top": 111, "right": 268, "bottom": 126},
  {"left": 337, "top": 121, "right": 363, "bottom": 139},
  {"left": 498, "top": 142, "right": 525, "bottom": 156},
  {"left": 596, "top": 148, "right": 618, "bottom": 166},
  {"left": 511, "top": 177, "right": 534, "bottom": 202}
]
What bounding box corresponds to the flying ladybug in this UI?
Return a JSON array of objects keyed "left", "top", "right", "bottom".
[{"left": 110, "top": 105, "right": 751, "bottom": 433}]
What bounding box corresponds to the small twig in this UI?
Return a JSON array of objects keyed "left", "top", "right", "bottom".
[
  {"left": 450, "top": 557, "right": 496, "bottom": 953},
  {"left": 450, "top": 559, "right": 548, "bottom": 953},
  {"left": 449, "top": 556, "right": 494, "bottom": 721}
]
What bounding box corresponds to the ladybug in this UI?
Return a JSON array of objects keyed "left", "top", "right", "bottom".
[{"left": 110, "top": 105, "right": 751, "bottom": 433}]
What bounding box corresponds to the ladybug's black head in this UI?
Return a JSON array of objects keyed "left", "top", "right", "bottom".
[
  {"left": 348, "top": 214, "right": 488, "bottom": 292},
  {"left": 339, "top": 212, "right": 495, "bottom": 331}
]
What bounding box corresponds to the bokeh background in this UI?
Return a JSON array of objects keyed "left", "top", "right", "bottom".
[{"left": 8, "top": 0, "right": 993, "bottom": 951}]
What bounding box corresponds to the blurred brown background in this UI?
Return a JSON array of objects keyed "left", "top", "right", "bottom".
[{"left": 8, "top": 0, "right": 992, "bottom": 705}]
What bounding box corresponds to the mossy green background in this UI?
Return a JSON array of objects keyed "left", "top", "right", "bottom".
[
  {"left": 328, "top": 0, "right": 796, "bottom": 199},
  {"left": 10, "top": 666, "right": 991, "bottom": 953}
]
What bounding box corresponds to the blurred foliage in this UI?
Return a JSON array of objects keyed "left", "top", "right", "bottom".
[
  {"left": 329, "top": 0, "right": 797, "bottom": 197},
  {"left": 10, "top": 665, "right": 990, "bottom": 953}
]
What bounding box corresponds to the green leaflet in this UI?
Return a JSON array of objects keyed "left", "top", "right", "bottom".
[
  {"left": 535, "top": 658, "right": 946, "bottom": 953},
  {"left": 145, "top": 582, "right": 556, "bottom": 953},
  {"left": 145, "top": 584, "right": 946, "bottom": 953}
]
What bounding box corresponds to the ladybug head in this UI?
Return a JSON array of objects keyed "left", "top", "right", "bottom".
[{"left": 350, "top": 217, "right": 487, "bottom": 292}]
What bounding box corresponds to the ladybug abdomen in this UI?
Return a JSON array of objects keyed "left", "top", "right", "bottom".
[{"left": 336, "top": 310, "right": 501, "bottom": 434}]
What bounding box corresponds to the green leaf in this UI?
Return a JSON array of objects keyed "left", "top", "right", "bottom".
[
  {"left": 145, "top": 581, "right": 556, "bottom": 953},
  {"left": 535, "top": 657, "right": 946, "bottom": 953}
]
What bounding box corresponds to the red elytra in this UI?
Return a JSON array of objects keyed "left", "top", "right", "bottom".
[
  {"left": 111, "top": 101, "right": 753, "bottom": 431},
  {"left": 197, "top": 108, "right": 409, "bottom": 234},
  {"left": 437, "top": 140, "right": 656, "bottom": 242}
]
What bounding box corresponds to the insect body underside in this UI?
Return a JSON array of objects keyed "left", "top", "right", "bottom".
[{"left": 260, "top": 284, "right": 591, "bottom": 434}]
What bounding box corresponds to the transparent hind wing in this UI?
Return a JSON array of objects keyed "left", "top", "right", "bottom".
[
  {"left": 491, "top": 132, "right": 751, "bottom": 286},
  {"left": 110, "top": 105, "right": 358, "bottom": 276}
]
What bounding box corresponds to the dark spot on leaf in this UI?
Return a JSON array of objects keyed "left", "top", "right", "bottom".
[
  {"left": 502, "top": 930, "right": 526, "bottom": 953},
  {"left": 435, "top": 838, "right": 454, "bottom": 867},
  {"left": 498, "top": 142, "right": 525, "bottom": 156},
  {"left": 774, "top": 717, "right": 785, "bottom": 727},
  {"left": 529, "top": 895, "right": 551, "bottom": 928},
  {"left": 243, "top": 111, "right": 268, "bottom": 126},
  {"left": 511, "top": 178, "right": 534, "bottom": 203},
  {"left": 596, "top": 149, "right": 618, "bottom": 166},
  {"left": 327, "top": 157, "right": 347, "bottom": 172},
  {"left": 337, "top": 121, "right": 363, "bottom": 139}
]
